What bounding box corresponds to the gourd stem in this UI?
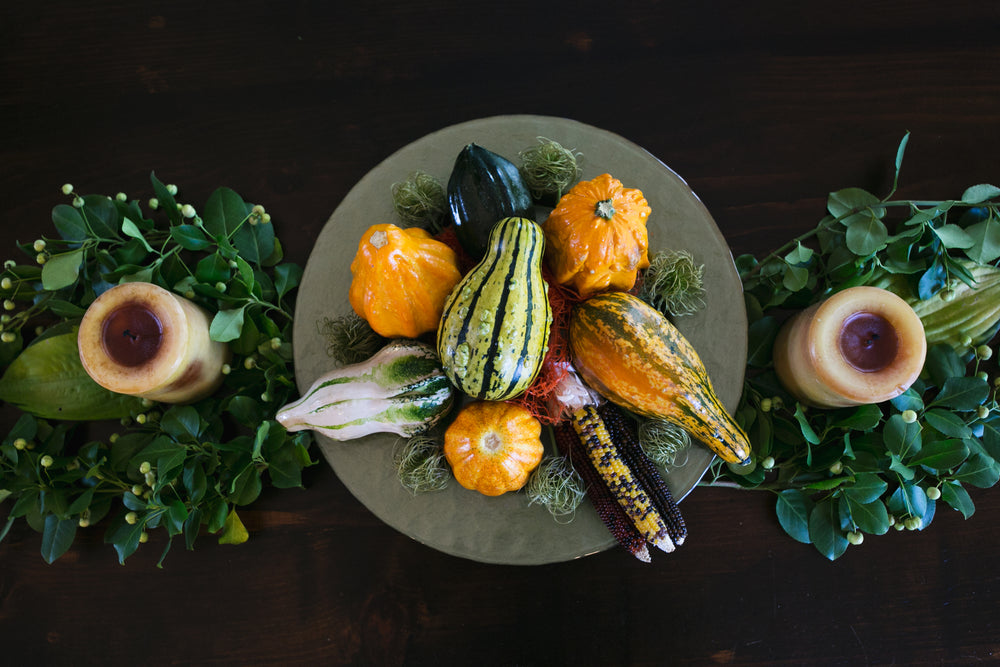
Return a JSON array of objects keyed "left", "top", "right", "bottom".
[{"left": 594, "top": 199, "right": 616, "bottom": 220}]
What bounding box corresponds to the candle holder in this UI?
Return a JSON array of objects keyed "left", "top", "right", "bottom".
[
  {"left": 77, "top": 282, "right": 230, "bottom": 404},
  {"left": 772, "top": 286, "right": 926, "bottom": 408}
]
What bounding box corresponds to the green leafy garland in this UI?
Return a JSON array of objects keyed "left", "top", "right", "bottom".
[
  {"left": 0, "top": 174, "right": 313, "bottom": 565},
  {"left": 708, "top": 135, "right": 1000, "bottom": 559}
]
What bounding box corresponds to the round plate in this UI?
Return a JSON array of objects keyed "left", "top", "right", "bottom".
[{"left": 292, "top": 115, "right": 747, "bottom": 565}]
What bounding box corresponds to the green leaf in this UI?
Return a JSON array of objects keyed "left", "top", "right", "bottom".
[
  {"left": 923, "top": 409, "right": 973, "bottom": 439},
  {"left": 41, "top": 249, "right": 85, "bottom": 290},
  {"left": 832, "top": 404, "right": 883, "bottom": 431},
  {"left": 151, "top": 172, "right": 180, "bottom": 225},
  {"left": 907, "top": 438, "right": 969, "bottom": 471},
  {"left": 809, "top": 499, "right": 849, "bottom": 560},
  {"left": 940, "top": 481, "right": 975, "bottom": 519},
  {"left": 930, "top": 376, "right": 990, "bottom": 411},
  {"left": 169, "top": 224, "right": 214, "bottom": 251},
  {"left": 776, "top": 489, "right": 813, "bottom": 544},
  {"left": 924, "top": 343, "right": 966, "bottom": 387},
  {"left": 951, "top": 453, "right": 1000, "bottom": 488},
  {"left": 892, "top": 132, "right": 910, "bottom": 190},
  {"left": 232, "top": 218, "right": 275, "bottom": 265},
  {"left": 218, "top": 508, "right": 249, "bottom": 545},
  {"left": 195, "top": 252, "right": 231, "bottom": 284},
  {"left": 202, "top": 187, "right": 251, "bottom": 238},
  {"left": 963, "top": 216, "right": 1000, "bottom": 264},
  {"left": 845, "top": 213, "right": 889, "bottom": 256},
  {"left": 784, "top": 242, "right": 814, "bottom": 265},
  {"left": 107, "top": 514, "right": 145, "bottom": 564},
  {"left": 843, "top": 472, "right": 888, "bottom": 504},
  {"left": 40, "top": 515, "right": 77, "bottom": 564},
  {"left": 842, "top": 496, "right": 890, "bottom": 535},
  {"left": 183, "top": 462, "right": 208, "bottom": 504},
  {"left": 960, "top": 184, "right": 1000, "bottom": 204},
  {"left": 782, "top": 264, "right": 809, "bottom": 292},
  {"left": 883, "top": 413, "right": 922, "bottom": 458},
  {"left": 210, "top": 306, "right": 247, "bottom": 342},
  {"left": 121, "top": 218, "right": 154, "bottom": 252},
  {"left": 932, "top": 224, "right": 975, "bottom": 250},
  {"left": 888, "top": 453, "right": 915, "bottom": 480},
  {"left": 0, "top": 332, "right": 143, "bottom": 420},
  {"left": 80, "top": 195, "right": 120, "bottom": 240},
  {"left": 51, "top": 204, "right": 87, "bottom": 242},
  {"left": 827, "top": 187, "right": 881, "bottom": 219},
  {"left": 887, "top": 483, "right": 929, "bottom": 525},
  {"left": 793, "top": 404, "right": 821, "bottom": 445},
  {"left": 160, "top": 405, "right": 204, "bottom": 441},
  {"left": 746, "top": 316, "right": 779, "bottom": 367},
  {"left": 230, "top": 465, "right": 263, "bottom": 506},
  {"left": 273, "top": 262, "right": 303, "bottom": 298}
]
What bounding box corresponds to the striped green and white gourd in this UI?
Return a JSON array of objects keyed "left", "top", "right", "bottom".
[
  {"left": 276, "top": 340, "right": 454, "bottom": 440},
  {"left": 437, "top": 216, "right": 552, "bottom": 401}
]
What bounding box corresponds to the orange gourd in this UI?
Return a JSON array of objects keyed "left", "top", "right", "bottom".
[
  {"left": 349, "top": 224, "right": 462, "bottom": 338},
  {"left": 541, "top": 173, "right": 652, "bottom": 297},
  {"left": 444, "top": 401, "right": 544, "bottom": 496}
]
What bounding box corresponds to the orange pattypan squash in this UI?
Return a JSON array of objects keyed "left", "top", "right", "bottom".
[
  {"left": 541, "top": 173, "right": 652, "bottom": 297},
  {"left": 444, "top": 401, "right": 544, "bottom": 496},
  {"left": 349, "top": 224, "right": 462, "bottom": 338}
]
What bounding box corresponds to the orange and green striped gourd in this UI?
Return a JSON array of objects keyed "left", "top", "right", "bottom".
[{"left": 568, "top": 291, "right": 751, "bottom": 464}]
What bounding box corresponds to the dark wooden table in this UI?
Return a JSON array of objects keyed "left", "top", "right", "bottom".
[{"left": 2, "top": 1, "right": 999, "bottom": 664}]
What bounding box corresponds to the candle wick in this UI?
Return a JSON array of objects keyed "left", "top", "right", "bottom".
[{"left": 122, "top": 328, "right": 138, "bottom": 341}]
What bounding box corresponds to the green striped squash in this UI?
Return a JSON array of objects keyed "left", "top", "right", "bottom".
[
  {"left": 276, "top": 340, "right": 454, "bottom": 440},
  {"left": 437, "top": 216, "right": 552, "bottom": 400},
  {"left": 569, "top": 291, "right": 751, "bottom": 464},
  {"left": 868, "top": 259, "right": 1000, "bottom": 354}
]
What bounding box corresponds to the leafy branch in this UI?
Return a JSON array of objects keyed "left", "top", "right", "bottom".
[
  {"left": 0, "top": 174, "right": 314, "bottom": 565},
  {"left": 708, "top": 134, "right": 1000, "bottom": 560}
]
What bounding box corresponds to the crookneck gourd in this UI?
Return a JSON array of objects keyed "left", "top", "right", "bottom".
[
  {"left": 867, "top": 258, "right": 1000, "bottom": 355},
  {"left": 437, "top": 216, "right": 552, "bottom": 401},
  {"left": 447, "top": 143, "right": 535, "bottom": 259},
  {"left": 568, "top": 291, "right": 751, "bottom": 464},
  {"left": 542, "top": 173, "right": 652, "bottom": 298},
  {"left": 348, "top": 223, "right": 462, "bottom": 339},
  {"left": 276, "top": 339, "right": 454, "bottom": 440},
  {"left": 444, "top": 400, "right": 544, "bottom": 496}
]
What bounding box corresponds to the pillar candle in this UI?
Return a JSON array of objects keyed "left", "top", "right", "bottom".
[
  {"left": 78, "top": 282, "right": 230, "bottom": 404},
  {"left": 772, "top": 286, "right": 926, "bottom": 408}
]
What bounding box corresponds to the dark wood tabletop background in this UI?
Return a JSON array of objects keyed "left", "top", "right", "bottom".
[{"left": 3, "top": 1, "right": 999, "bottom": 665}]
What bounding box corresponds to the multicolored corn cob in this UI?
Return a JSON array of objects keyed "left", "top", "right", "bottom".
[
  {"left": 545, "top": 361, "right": 687, "bottom": 561},
  {"left": 570, "top": 404, "right": 676, "bottom": 554},
  {"left": 599, "top": 402, "right": 687, "bottom": 547},
  {"left": 552, "top": 421, "right": 650, "bottom": 562}
]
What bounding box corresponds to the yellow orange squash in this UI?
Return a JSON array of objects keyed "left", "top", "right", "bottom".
[
  {"left": 542, "top": 173, "right": 652, "bottom": 297},
  {"left": 569, "top": 291, "right": 750, "bottom": 464},
  {"left": 348, "top": 224, "right": 462, "bottom": 338},
  {"left": 444, "top": 401, "right": 544, "bottom": 496}
]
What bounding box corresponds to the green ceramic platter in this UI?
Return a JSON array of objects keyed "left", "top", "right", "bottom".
[{"left": 292, "top": 115, "right": 747, "bottom": 565}]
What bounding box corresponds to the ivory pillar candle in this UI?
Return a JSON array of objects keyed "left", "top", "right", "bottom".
[
  {"left": 772, "top": 286, "right": 926, "bottom": 408},
  {"left": 78, "top": 282, "right": 229, "bottom": 403}
]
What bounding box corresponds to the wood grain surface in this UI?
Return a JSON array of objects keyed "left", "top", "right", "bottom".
[{"left": 2, "top": 1, "right": 999, "bottom": 665}]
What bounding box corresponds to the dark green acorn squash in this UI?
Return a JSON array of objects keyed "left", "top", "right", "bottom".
[{"left": 447, "top": 144, "right": 535, "bottom": 259}]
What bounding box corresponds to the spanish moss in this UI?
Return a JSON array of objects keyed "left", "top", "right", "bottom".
[
  {"left": 525, "top": 454, "right": 587, "bottom": 522},
  {"left": 317, "top": 312, "right": 384, "bottom": 365},
  {"left": 518, "top": 137, "right": 583, "bottom": 203},
  {"left": 639, "top": 249, "right": 706, "bottom": 317},
  {"left": 393, "top": 435, "right": 451, "bottom": 494},
  {"left": 391, "top": 171, "right": 448, "bottom": 233},
  {"left": 638, "top": 418, "right": 691, "bottom": 468}
]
